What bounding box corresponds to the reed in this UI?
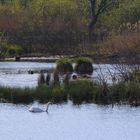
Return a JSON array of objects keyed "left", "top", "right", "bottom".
[
  {"left": 68, "top": 79, "right": 94, "bottom": 104},
  {"left": 0, "top": 79, "right": 140, "bottom": 106}
]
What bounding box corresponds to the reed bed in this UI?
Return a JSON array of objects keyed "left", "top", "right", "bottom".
[{"left": 0, "top": 79, "right": 140, "bottom": 106}]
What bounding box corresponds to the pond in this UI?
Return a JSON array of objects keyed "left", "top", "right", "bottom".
[
  {"left": 0, "top": 102, "right": 140, "bottom": 140},
  {"left": 0, "top": 62, "right": 118, "bottom": 88}
]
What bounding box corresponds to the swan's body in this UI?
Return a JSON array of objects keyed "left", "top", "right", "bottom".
[
  {"left": 29, "top": 107, "right": 44, "bottom": 113},
  {"left": 29, "top": 102, "right": 52, "bottom": 113}
]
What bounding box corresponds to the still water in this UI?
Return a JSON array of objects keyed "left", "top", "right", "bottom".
[
  {"left": 0, "top": 62, "right": 139, "bottom": 140},
  {"left": 0, "top": 62, "right": 117, "bottom": 87},
  {"left": 0, "top": 102, "right": 140, "bottom": 140}
]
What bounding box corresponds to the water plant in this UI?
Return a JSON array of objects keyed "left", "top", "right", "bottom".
[
  {"left": 0, "top": 87, "right": 34, "bottom": 103},
  {"left": 56, "top": 58, "right": 73, "bottom": 74},
  {"left": 38, "top": 72, "right": 46, "bottom": 85},
  {"left": 128, "top": 81, "right": 140, "bottom": 105},
  {"left": 74, "top": 57, "right": 93, "bottom": 75},
  {"left": 46, "top": 73, "right": 51, "bottom": 86},
  {"left": 68, "top": 79, "right": 94, "bottom": 104},
  {"left": 51, "top": 85, "right": 67, "bottom": 103},
  {"left": 129, "top": 69, "right": 140, "bottom": 82},
  {"left": 33, "top": 85, "right": 52, "bottom": 103},
  {"left": 1, "top": 77, "right": 140, "bottom": 106},
  {"left": 110, "top": 82, "right": 128, "bottom": 102}
]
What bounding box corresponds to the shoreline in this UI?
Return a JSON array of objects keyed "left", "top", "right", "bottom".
[{"left": 0, "top": 55, "right": 139, "bottom": 64}]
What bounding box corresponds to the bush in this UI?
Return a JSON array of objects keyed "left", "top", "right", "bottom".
[
  {"left": 56, "top": 58, "right": 73, "bottom": 74},
  {"left": 74, "top": 57, "right": 93, "bottom": 75}
]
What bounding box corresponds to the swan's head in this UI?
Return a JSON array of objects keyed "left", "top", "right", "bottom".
[{"left": 45, "top": 101, "right": 52, "bottom": 106}]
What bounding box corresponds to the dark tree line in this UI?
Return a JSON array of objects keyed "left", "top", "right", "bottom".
[{"left": 89, "top": 0, "right": 120, "bottom": 34}]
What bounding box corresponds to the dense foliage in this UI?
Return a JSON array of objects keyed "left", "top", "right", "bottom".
[{"left": 0, "top": 0, "right": 139, "bottom": 56}]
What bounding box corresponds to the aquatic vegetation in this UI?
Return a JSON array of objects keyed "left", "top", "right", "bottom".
[
  {"left": 110, "top": 82, "right": 128, "bottom": 102},
  {"left": 74, "top": 57, "right": 93, "bottom": 75},
  {"left": 46, "top": 73, "right": 51, "bottom": 86},
  {"left": 0, "top": 87, "right": 34, "bottom": 103},
  {"left": 53, "top": 71, "right": 60, "bottom": 86},
  {"left": 0, "top": 78, "right": 140, "bottom": 106},
  {"left": 128, "top": 81, "right": 140, "bottom": 105},
  {"left": 33, "top": 85, "right": 52, "bottom": 103},
  {"left": 38, "top": 72, "right": 46, "bottom": 85},
  {"left": 68, "top": 79, "right": 94, "bottom": 104},
  {"left": 129, "top": 69, "right": 140, "bottom": 82},
  {"left": 56, "top": 58, "right": 73, "bottom": 74},
  {"left": 51, "top": 85, "right": 67, "bottom": 103}
]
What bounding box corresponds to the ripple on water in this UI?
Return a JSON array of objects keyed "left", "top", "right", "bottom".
[{"left": 0, "top": 103, "right": 140, "bottom": 140}]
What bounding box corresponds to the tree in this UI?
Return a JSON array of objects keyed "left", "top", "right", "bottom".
[
  {"left": 89, "top": 0, "right": 119, "bottom": 34},
  {"left": 0, "top": 0, "right": 5, "bottom": 4}
]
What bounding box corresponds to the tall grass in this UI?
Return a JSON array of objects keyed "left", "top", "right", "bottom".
[
  {"left": 68, "top": 79, "right": 94, "bottom": 104},
  {"left": 0, "top": 86, "right": 34, "bottom": 103},
  {"left": 0, "top": 79, "right": 140, "bottom": 106},
  {"left": 110, "top": 82, "right": 128, "bottom": 102}
]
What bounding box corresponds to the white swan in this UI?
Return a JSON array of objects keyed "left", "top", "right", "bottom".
[{"left": 29, "top": 102, "right": 52, "bottom": 113}]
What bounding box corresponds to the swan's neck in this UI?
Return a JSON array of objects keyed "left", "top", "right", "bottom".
[{"left": 45, "top": 102, "right": 51, "bottom": 112}]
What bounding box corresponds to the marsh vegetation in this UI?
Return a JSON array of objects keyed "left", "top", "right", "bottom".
[{"left": 0, "top": 59, "right": 139, "bottom": 106}]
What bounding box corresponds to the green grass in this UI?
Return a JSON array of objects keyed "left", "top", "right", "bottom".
[
  {"left": 110, "top": 82, "right": 128, "bottom": 102},
  {"left": 68, "top": 79, "right": 95, "bottom": 104},
  {"left": 0, "top": 79, "right": 140, "bottom": 105}
]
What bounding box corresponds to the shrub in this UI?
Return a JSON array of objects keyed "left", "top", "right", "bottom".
[
  {"left": 74, "top": 57, "right": 93, "bottom": 75},
  {"left": 56, "top": 58, "right": 73, "bottom": 74}
]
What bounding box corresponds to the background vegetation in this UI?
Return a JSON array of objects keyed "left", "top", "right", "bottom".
[{"left": 0, "top": 0, "right": 139, "bottom": 59}]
